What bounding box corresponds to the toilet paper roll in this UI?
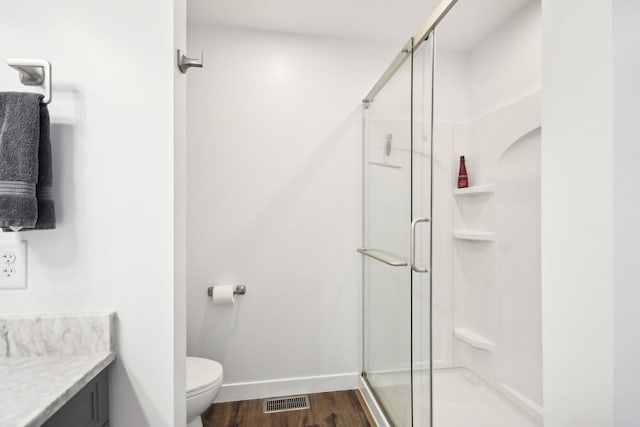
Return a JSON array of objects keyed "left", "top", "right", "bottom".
[{"left": 211, "top": 285, "right": 235, "bottom": 305}]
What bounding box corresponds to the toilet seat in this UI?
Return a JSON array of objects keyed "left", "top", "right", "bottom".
[{"left": 187, "top": 357, "right": 224, "bottom": 398}]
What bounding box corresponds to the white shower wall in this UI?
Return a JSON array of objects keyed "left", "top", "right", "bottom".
[
  {"left": 435, "top": 0, "right": 542, "bottom": 421},
  {"left": 186, "top": 24, "right": 397, "bottom": 401},
  {"left": 467, "top": 1, "right": 542, "bottom": 119}
]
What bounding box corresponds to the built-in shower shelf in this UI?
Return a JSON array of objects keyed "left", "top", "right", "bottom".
[
  {"left": 453, "top": 184, "right": 496, "bottom": 196},
  {"left": 453, "top": 328, "right": 495, "bottom": 351},
  {"left": 453, "top": 231, "right": 495, "bottom": 241}
]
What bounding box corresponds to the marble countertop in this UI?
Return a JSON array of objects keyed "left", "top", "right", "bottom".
[
  {"left": 0, "top": 352, "right": 115, "bottom": 427},
  {"left": 0, "top": 312, "right": 116, "bottom": 427}
]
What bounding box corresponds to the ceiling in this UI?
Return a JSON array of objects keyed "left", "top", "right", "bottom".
[
  {"left": 188, "top": 0, "right": 439, "bottom": 46},
  {"left": 188, "top": 0, "right": 533, "bottom": 51},
  {"left": 436, "top": 0, "right": 531, "bottom": 50}
]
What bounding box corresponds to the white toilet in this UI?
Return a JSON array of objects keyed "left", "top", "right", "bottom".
[{"left": 186, "top": 356, "right": 224, "bottom": 427}]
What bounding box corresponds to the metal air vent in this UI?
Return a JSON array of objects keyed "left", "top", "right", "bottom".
[{"left": 263, "top": 395, "right": 310, "bottom": 413}]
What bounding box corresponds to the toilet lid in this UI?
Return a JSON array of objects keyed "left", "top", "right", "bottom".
[{"left": 187, "top": 357, "right": 223, "bottom": 395}]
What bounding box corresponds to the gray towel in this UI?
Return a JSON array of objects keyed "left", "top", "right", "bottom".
[{"left": 0, "top": 92, "right": 55, "bottom": 230}]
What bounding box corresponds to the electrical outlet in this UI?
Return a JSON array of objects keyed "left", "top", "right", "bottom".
[
  {"left": 0, "top": 240, "right": 27, "bottom": 289},
  {"left": 2, "top": 265, "right": 15, "bottom": 277},
  {"left": 2, "top": 251, "right": 16, "bottom": 264}
]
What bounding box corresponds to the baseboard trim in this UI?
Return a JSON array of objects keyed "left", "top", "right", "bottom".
[
  {"left": 358, "top": 375, "right": 391, "bottom": 427},
  {"left": 215, "top": 372, "right": 360, "bottom": 403}
]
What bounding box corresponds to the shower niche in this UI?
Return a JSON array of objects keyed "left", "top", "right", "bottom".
[{"left": 359, "top": 1, "right": 542, "bottom": 426}]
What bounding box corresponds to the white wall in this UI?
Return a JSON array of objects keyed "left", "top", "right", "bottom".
[
  {"left": 186, "top": 24, "right": 395, "bottom": 400},
  {"left": 433, "top": 50, "right": 470, "bottom": 123},
  {"left": 432, "top": 50, "right": 468, "bottom": 371},
  {"left": 174, "top": 0, "right": 188, "bottom": 424},
  {"left": 468, "top": 1, "right": 541, "bottom": 119},
  {"left": 612, "top": 1, "right": 640, "bottom": 425},
  {"left": 542, "top": 0, "right": 614, "bottom": 426},
  {"left": 0, "top": 1, "right": 184, "bottom": 425}
]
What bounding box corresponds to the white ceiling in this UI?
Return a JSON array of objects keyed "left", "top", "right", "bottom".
[
  {"left": 437, "top": 0, "right": 531, "bottom": 50},
  {"left": 188, "top": 0, "right": 533, "bottom": 51},
  {"left": 188, "top": 0, "right": 440, "bottom": 46}
]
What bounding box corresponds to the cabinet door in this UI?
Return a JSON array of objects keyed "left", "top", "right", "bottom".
[{"left": 43, "top": 368, "right": 109, "bottom": 427}]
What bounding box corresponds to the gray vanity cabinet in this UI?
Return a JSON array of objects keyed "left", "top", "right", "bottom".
[{"left": 43, "top": 368, "right": 109, "bottom": 427}]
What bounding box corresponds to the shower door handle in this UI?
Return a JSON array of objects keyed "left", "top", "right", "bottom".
[{"left": 410, "top": 217, "right": 430, "bottom": 273}]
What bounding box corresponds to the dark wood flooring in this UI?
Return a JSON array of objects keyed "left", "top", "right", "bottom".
[{"left": 202, "top": 390, "right": 375, "bottom": 427}]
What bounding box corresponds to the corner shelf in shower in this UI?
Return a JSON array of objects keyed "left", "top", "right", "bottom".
[
  {"left": 453, "top": 328, "right": 495, "bottom": 352},
  {"left": 453, "top": 184, "right": 496, "bottom": 197},
  {"left": 453, "top": 231, "right": 495, "bottom": 241}
]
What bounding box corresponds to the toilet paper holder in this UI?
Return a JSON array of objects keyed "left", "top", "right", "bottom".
[{"left": 207, "top": 285, "right": 246, "bottom": 297}]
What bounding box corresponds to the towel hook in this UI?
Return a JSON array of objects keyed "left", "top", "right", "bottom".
[
  {"left": 177, "top": 50, "right": 203, "bottom": 73},
  {"left": 7, "top": 58, "right": 52, "bottom": 104}
]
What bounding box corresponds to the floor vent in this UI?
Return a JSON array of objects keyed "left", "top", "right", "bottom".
[{"left": 263, "top": 395, "right": 310, "bottom": 413}]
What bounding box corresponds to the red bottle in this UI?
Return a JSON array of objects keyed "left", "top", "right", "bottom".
[{"left": 458, "top": 156, "right": 469, "bottom": 188}]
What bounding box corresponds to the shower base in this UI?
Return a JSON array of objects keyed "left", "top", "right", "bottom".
[{"left": 368, "top": 367, "right": 540, "bottom": 427}]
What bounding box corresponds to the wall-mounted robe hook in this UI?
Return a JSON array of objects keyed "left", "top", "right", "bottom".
[
  {"left": 7, "top": 58, "right": 52, "bottom": 104},
  {"left": 177, "top": 49, "right": 203, "bottom": 73}
]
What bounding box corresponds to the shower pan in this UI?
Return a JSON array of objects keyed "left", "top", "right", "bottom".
[{"left": 358, "top": 0, "right": 542, "bottom": 426}]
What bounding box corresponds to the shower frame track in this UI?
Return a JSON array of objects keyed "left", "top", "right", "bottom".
[{"left": 361, "top": 0, "right": 458, "bottom": 106}]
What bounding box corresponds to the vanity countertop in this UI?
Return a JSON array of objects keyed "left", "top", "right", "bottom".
[
  {"left": 0, "top": 312, "right": 116, "bottom": 427},
  {"left": 0, "top": 352, "right": 115, "bottom": 426}
]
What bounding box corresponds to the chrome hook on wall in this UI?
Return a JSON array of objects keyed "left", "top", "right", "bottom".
[{"left": 177, "top": 49, "right": 203, "bottom": 73}]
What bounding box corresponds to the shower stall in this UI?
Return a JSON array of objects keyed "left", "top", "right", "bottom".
[{"left": 359, "top": 1, "right": 542, "bottom": 426}]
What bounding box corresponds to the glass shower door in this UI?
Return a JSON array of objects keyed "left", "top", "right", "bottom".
[
  {"left": 362, "top": 43, "right": 414, "bottom": 427},
  {"left": 361, "top": 34, "right": 434, "bottom": 427},
  {"left": 411, "top": 35, "right": 434, "bottom": 427}
]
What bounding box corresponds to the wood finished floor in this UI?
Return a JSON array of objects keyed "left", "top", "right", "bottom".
[{"left": 202, "top": 390, "right": 375, "bottom": 427}]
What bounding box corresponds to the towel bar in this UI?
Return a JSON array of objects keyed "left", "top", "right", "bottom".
[
  {"left": 357, "top": 248, "right": 408, "bottom": 267},
  {"left": 6, "top": 58, "right": 52, "bottom": 104}
]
